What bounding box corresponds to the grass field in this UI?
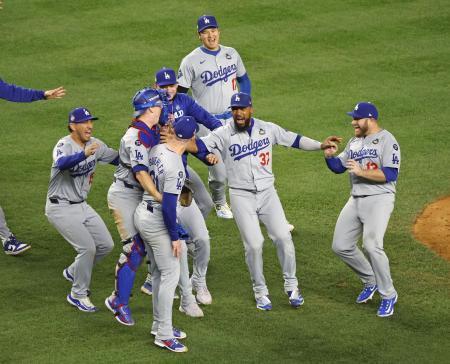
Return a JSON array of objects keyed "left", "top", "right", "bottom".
[{"left": 1, "top": 0, "right": 449, "bottom": 362}]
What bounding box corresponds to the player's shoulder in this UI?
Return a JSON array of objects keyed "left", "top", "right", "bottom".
[
  {"left": 181, "top": 47, "right": 203, "bottom": 63},
  {"left": 54, "top": 135, "right": 72, "bottom": 148},
  {"left": 175, "top": 92, "right": 192, "bottom": 103},
  {"left": 220, "top": 45, "right": 239, "bottom": 55}
]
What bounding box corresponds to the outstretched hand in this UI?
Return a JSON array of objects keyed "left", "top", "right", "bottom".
[
  {"left": 44, "top": 86, "right": 66, "bottom": 99},
  {"left": 321, "top": 135, "right": 342, "bottom": 157}
]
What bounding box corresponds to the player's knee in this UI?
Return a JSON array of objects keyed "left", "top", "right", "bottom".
[
  {"left": 331, "top": 240, "right": 345, "bottom": 255},
  {"left": 363, "top": 241, "right": 384, "bottom": 256},
  {"left": 245, "top": 240, "right": 263, "bottom": 256},
  {"left": 81, "top": 244, "right": 97, "bottom": 258}
]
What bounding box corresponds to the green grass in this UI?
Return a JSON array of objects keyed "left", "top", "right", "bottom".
[{"left": 1, "top": 0, "right": 450, "bottom": 362}]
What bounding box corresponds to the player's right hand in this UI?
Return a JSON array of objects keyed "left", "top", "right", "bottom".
[
  {"left": 172, "top": 240, "right": 182, "bottom": 259},
  {"left": 84, "top": 142, "right": 99, "bottom": 157}
]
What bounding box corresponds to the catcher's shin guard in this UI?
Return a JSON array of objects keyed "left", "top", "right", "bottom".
[{"left": 115, "top": 234, "right": 146, "bottom": 305}]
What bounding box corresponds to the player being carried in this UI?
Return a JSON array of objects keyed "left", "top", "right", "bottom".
[{"left": 200, "top": 92, "right": 341, "bottom": 310}]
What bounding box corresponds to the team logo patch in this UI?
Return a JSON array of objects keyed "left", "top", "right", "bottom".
[
  {"left": 178, "top": 171, "right": 184, "bottom": 178},
  {"left": 372, "top": 139, "right": 379, "bottom": 144},
  {"left": 225, "top": 53, "right": 232, "bottom": 60},
  {"left": 57, "top": 142, "right": 64, "bottom": 147},
  {"left": 393, "top": 144, "right": 398, "bottom": 150},
  {"left": 177, "top": 69, "right": 183, "bottom": 78},
  {"left": 135, "top": 140, "right": 142, "bottom": 146},
  {"left": 259, "top": 128, "right": 266, "bottom": 135}
]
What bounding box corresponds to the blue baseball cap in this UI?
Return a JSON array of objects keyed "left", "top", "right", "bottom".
[
  {"left": 173, "top": 116, "right": 199, "bottom": 139},
  {"left": 230, "top": 92, "right": 252, "bottom": 108},
  {"left": 155, "top": 68, "right": 177, "bottom": 86},
  {"left": 197, "top": 15, "right": 218, "bottom": 33},
  {"left": 346, "top": 102, "right": 378, "bottom": 120},
  {"left": 68, "top": 107, "right": 98, "bottom": 124}
]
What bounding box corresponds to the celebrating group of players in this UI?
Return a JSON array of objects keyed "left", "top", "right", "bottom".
[{"left": 2, "top": 14, "right": 401, "bottom": 354}]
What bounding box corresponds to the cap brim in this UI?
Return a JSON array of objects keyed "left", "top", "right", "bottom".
[
  {"left": 69, "top": 116, "right": 98, "bottom": 123},
  {"left": 198, "top": 25, "right": 218, "bottom": 33},
  {"left": 157, "top": 81, "right": 177, "bottom": 87},
  {"left": 346, "top": 111, "right": 361, "bottom": 119}
]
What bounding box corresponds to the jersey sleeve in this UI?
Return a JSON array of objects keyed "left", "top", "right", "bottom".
[
  {"left": 163, "top": 165, "right": 185, "bottom": 195},
  {"left": 184, "top": 95, "right": 222, "bottom": 130},
  {"left": 268, "top": 122, "right": 298, "bottom": 147},
  {"left": 381, "top": 134, "right": 401, "bottom": 169},
  {"left": 94, "top": 138, "right": 119, "bottom": 164},
  {"left": 130, "top": 134, "right": 153, "bottom": 173},
  {"left": 177, "top": 55, "right": 194, "bottom": 89},
  {"left": 0, "top": 78, "right": 45, "bottom": 102},
  {"left": 53, "top": 139, "right": 72, "bottom": 162},
  {"left": 337, "top": 139, "right": 351, "bottom": 165},
  {"left": 201, "top": 126, "right": 226, "bottom": 152}
]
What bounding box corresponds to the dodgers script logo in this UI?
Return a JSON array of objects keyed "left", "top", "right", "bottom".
[
  {"left": 229, "top": 137, "right": 270, "bottom": 161},
  {"left": 71, "top": 158, "right": 96, "bottom": 177},
  {"left": 201, "top": 64, "right": 237, "bottom": 87},
  {"left": 348, "top": 148, "right": 378, "bottom": 161}
]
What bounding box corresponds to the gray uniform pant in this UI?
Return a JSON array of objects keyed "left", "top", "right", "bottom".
[
  {"left": 0, "top": 205, "right": 12, "bottom": 240},
  {"left": 45, "top": 200, "right": 114, "bottom": 298},
  {"left": 178, "top": 200, "right": 211, "bottom": 289},
  {"left": 108, "top": 184, "right": 196, "bottom": 306},
  {"left": 107, "top": 182, "right": 142, "bottom": 241},
  {"left": 332, "top": 194, "right": 397, "bottom": 299},
  {"left": 134, "top": 202, "right": 180, "bottom": 340},
  {"left": 185, "top": 165, "right": 214, "bottom": 219},
  {"left": 229, "top": 186, "right": 298, "bottom": 298}
]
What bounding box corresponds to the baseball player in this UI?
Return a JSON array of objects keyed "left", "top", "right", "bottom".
[
  {"left": 140, "top": 67, "right": 222, "bottom": 304},
  {"left": 45, "top": 107, "right": 119, "bottom": 312},
  {"left": 134, "top": 116, "right": 200, "bottom": 353},
  {"left": 324, "top": 102, "right": 400, "bottom": 317},
  {"left": 177, "top": 14, "right": 252, "bottom": 219},
  {"left": 201, "top": 92, "right": 340, "bottom": 310},
  {"left": 105, "top": 88, "right": 204, "bottom": 325},
  {"left": 1, "top": 78, "right": 65, "bottom": 255}
]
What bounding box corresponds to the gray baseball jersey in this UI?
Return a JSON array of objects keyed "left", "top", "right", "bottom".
[
  {"left": 336, "top": 129, "right": 401, "bottom": 196},
  {"left": 144, "top": 144, "right": 185, "bottom": 230},
  {"left": 113, "top": 126, "right": 157, "bottom": 188},
  {"left": 202, "top": 118, "right": 316, "bottom": 191},
  {"left": 178, "top": 45, "right": 247, "bottom": 115},
  {"left": 47, "top": 136, "right": 118, "bottom": 202}
]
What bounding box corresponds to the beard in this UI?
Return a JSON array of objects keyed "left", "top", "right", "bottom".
[{"left": 234, "top": 118, "right": 251, "bottom": 132}]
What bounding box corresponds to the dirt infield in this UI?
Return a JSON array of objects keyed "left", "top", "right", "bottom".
[{"left": 413, "top": 196, "right": 450, "bottom": 261}]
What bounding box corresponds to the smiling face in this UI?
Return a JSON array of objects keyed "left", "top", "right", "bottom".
[
  {"left": 351, "top": 118, "right": 370, "bottom": 137},
  {"left": 199, "top": 27, "right": 220, "bottom": 50},
  {"left": 232, "top": 106, "right": 253, "bottom": 131},
  {"left": 70, "top": 120, "right": 94, "bottom": 144}
]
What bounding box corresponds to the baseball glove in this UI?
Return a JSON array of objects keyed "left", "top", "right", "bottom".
[{"left": 179, "top": 184, "right": 193, "bottom": 207}]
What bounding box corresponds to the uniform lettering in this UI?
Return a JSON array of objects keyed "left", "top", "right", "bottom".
[
  {"left": 348, "top": 148, "right": 378, "bottom": 161},
  {"left": 229, "top": 138, "right": 270, "bottom": 161},
  {"left": 201, "top": 64, "right": 238, "bottom": 86}
]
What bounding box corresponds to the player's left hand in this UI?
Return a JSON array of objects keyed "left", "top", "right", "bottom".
[
  {"left": 346, "top": 159, "right": 363, "bottom": 176},
  {"left": 44, "top": 86, "right": 66, "bottom": 99},
  {"left": 320, "top": 135, "right": 343, "bottom": 150},
  {"left": 206, "top": 153, "right": 219, "bottom": 165},
  {"left": 172, "top": 240, "right": 182, "bottom": 259}
]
